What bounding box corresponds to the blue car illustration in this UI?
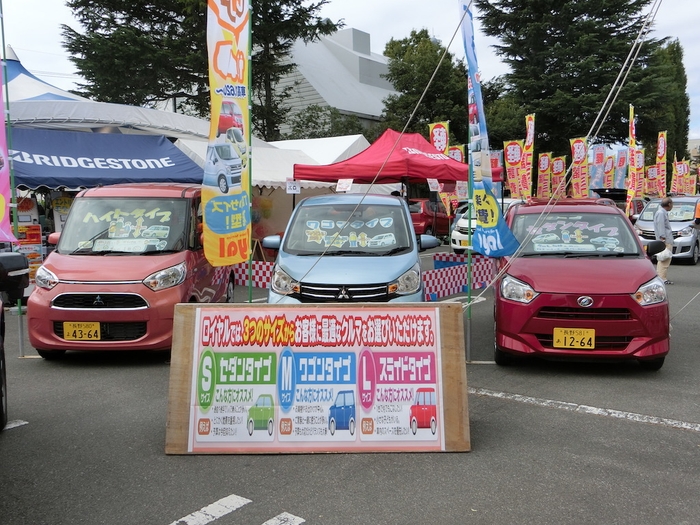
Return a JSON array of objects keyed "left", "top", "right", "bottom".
[{"left": 328, "top": 390, "right": 356, "bottom": 436}]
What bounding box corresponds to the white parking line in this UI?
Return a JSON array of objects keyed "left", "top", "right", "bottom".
[
  {"left": 167, "top": 494, "right": 251, "bottom": 525},
  {"left": 4, "top": 420, "right": 29, "bottom": 430},
  {"left": 470, "top": 387, "right": 700, "bottom": 433},
  {"left": 261, "top": 512, "right": 306, "bottom": 525}
]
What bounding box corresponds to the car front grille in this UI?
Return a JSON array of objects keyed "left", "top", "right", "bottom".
[
  {"left": 456, "top": 226, "right": 475, "bottom": 235},
  {"left": 295, "top": 283, "right": 390, "bottom": 303},
  {"left": 52, "top": 293, "right": 148, "bottom": 309},
  {"left": 638, "top": 229, "right": 681, "bottom": 241},
  {"left": 53, "top": 322, "right": 147, "bottom": 341},
  {"left": 537, "top": 307, "right": 631, "bottom": 320}
]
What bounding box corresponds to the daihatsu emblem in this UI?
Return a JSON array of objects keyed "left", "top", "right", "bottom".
[
  {"left": 577, "top": 296, "right": 593, "bottom": 308},
  {"left": 93, "top": 295, "right": 105, "bottom": 307},
  {"left": 337, "top": 287, "right": 350, "bottom": 300}
]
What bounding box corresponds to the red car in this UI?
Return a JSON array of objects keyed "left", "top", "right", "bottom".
[
  {"left": 409, "top": 387, "right": 437, "bottom": 435},
  {"left": 408, "top": 198, "right": 451, "bottom": 236},
  {"left": 217, "top": 100, "right": 244, "bottom": 136},
  {"left": 494, "top": 198, "right": 669, "bottom": 370}
]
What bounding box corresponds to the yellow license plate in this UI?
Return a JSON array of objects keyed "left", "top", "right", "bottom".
[
  {"left": 460, "top": 239, "right": 469, "bottom": 246},
  {"left": 63, "top": 322, "right": 101, "bottom": 341},
  {"left": 553, "top": 328, "right": 595, "bottom": 349}
]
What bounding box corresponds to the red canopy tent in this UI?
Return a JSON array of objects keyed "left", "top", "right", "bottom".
[{"left": 293, "top": 129, "right": 469, "bottom": 184}]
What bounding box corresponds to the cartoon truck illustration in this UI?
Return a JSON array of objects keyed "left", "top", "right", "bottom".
[
  {"left": 410, "top": 387, "right": 437, "bottom": 435},
  {"left": 328, "top": 390, "right": 356, "bottom": 436},
  {"left": 247, "top": 394, "right": 275, "bottom": 436}
]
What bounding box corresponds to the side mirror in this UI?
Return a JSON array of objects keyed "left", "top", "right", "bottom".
[
  {"left": 418, "top": 234, "right": 440, "bottom": 252},
  {"left": 646, "top": 240, "right": 666, "bottom": 257},
  {"left": 262, "top": 234, "right": 281, "bottom": 250},
  {"left": 48, "top": 232, "right": 61, "bottom": 245}
]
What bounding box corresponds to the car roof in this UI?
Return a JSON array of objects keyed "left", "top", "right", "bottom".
[
  {"left": 78, "top": 183, "right": 201, "bottom": 199},
  {"left": 510, "top": 198, "right": 622, "bottom": 215},
  {"left": 299, "top": 194, "right": 405, "bottom": 207}
]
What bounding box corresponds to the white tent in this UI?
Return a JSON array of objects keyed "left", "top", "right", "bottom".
[{"left": 269, "top": 134, "right": 369, "bottom": 164}]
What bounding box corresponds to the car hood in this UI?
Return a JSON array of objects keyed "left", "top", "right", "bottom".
[
  {"left": 277, "top": 251, "right": 419, "bottom": 284},
  {"left": 505, "top": 256, "right": 658, "bottom": 294},
  {"left": 635, "top": 218, "right": 693, "bottom": 232},
  {"left": 43, "top": 251, "right": 185, "bottom": 282}
]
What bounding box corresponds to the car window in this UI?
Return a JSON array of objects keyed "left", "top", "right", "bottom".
[
  {"left": 639, "top": 202, "right": 659, "bottom": 221},
  {"left": 408, "top": 201, "right": 422, "bottom": 213},
  {"left": 283, "top": 203, "right": 412, "bottom": 255},
  {"left": 668, "top": 204, "right": 696, "bottom": 221},
  {"left": 511, "top": 211, "right": 641, "bottom": 255}
]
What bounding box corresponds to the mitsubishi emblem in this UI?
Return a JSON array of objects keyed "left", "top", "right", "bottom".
[
  {"left": 337, "top": 287, "right": 350, "bottom": 300},
  {"left": 93, "top": 295, "right": 105, "bottom": 307}
]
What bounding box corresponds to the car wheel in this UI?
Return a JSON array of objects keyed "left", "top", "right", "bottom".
[
  {"left": 1, "top": 342, "right": 7, "bottom": 431},
  {"left": 37, "top": 349, "right": 66, "bottom": 360},
  {"left": 226, "top": 274, "right": 235, "bottom": 303},
  {"left": 411, "top": 417, "right": 417, "bottom": 435},
  {"left": 349, "top": 417, "right": 356, "bottom": 436},
  {"left": 453, "top": 248, "right": 465, "bottom": 255},
  {"left": 267, "top": 419, "right": 274, "bottom": 436},
  {"left": 217, "top": 175, "right": 229, "bottom": 194},
  {"left": 248, "top": 418, "right": 254, "bottom": 436},
  {"left": 493, "top": 318, "right": 514, "bottom": 366},
  {"left": 329, "top": 418, "right": 336, "bottom": 436},
  {"left": 638, "top": 357, "right": 665, "bottom": 371},
  {"left": 688, "top": 242, "right": 699, "bottom": 265},
  {"left": 425, "top": 227, "right": 433, "bottom": 236},
  {"left": 430, "top": 417, "right": 437, "bottom": 435}
]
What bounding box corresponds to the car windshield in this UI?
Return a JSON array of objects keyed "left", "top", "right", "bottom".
[
  {"left": 283, "top": 203, "right": 413, "bottom": 256},
  {"left": 214, "top": 144, "right": 236, "bottom": 161},
  {"left": 639, "top": 201, "right": 696, "bottom": 222},
  {"left": 58, "top": 197, "right": 189, "bottom": 255},
  {"left": 511, "top": 211, "right": 641, "bottom": 256}
]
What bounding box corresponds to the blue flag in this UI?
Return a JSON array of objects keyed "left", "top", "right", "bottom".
[{"left": 472, "top": 178, "right": 520, "bottom": 257}]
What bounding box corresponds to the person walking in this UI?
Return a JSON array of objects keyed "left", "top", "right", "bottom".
[{"left": 653, "top": 197, "right": 674, "bottom": 284}]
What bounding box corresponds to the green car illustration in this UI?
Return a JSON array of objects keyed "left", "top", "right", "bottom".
[{"left": 247, "top": 394, "right": 275, "bottom": 436}]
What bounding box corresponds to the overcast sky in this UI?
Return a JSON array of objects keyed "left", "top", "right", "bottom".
[{"left": 3, "top": 0, "right": 699, "bottom": 141}]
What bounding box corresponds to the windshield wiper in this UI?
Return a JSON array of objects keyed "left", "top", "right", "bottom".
[{"left": 381, "top": 247, "right": 411, "bottom": 256}]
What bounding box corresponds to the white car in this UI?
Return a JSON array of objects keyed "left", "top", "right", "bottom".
[{"left": 450, "top": 198, "right": 519, "bottom": 254}]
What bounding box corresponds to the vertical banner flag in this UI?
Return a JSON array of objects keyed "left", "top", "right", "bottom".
[
  {"left": 520, "top": 114, "right": 535, "bottom": 198},
  {"left": 490, "top": 150, "right": 504, "bottom": 183},
  {"left": 203, "top": 0, "right": 252, "bottom": 266},
  {"left": 590, "top": 144, "right": 606, "bottom": 189},
  {"left": 429, "top": 122, "right": 450, "bottom": 155},
  {"left": 633, "top": 149, "right": 645, "bottom": 197},
  {"left": 551, "top": 156, "right": 567, "bottom": 196},
  {"left": 459, "top": 0, "right": 491, "bottom": 181},
  {"left": 603, "top": 155, "right": 615, "bottom": 189},
  {"left": 0, "top": 65, "right": 18, "bottom": 244},
  {"left": 448, "top": 144, "right": 466, "bottom": 163},
  {"left": 472, "top": 177, "right": 520, "bottom": 257},
  {"left": 614, "top": 149, "right": 628, "bottom": 189},
  {"left": 504, "top": 140, "right": 524, "bottom": 198},
  {"left": 536, "top": 153, "right": 552, "bottom": 198},
  {"left": 569, "top": 137, "right": 588, "bottom": 198},
  {"left": 645, "top": 165, "right": 658, "bottom": 196},
  {"left": 656, "top": 131, "right": 667, "bottom": 197},
  {"left": 626, "top": 105, "right": 636, "bottom": 212},
  {"left": 670, "top": 154, "right": 680, "bottom": 194}
]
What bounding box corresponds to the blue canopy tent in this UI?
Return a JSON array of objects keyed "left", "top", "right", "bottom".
[{"left": 11, "top": 128, "right": 204, "bottom": 190}]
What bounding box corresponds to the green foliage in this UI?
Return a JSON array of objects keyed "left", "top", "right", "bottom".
[
  {"left": 62, "top": 0, "right": 341, "bottom": 138},
  {"left": 381, "top": 29, "right": 469, "bottom": 145},
  {"left": 284, "top": 105, "right": 367, "bottom": 139},
  {"left": 474, "top": 0, "right": 690, "bottom": 159}
]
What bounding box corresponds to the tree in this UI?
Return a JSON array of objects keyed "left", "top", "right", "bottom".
[
  {"left": 61, "top": 0, "right": 341, "bottom": 138},
  {"left": 284, "top": 105, "right": 368, "bottom": 140},
  {"left": 474, "top": 0, "right": 689, "bottom": 158},
  {"left": 381, "top": 29, "right": 470, "bottom": 145},
  {"left": 62, "top": 0, "right": 210, "bottom": 116}
]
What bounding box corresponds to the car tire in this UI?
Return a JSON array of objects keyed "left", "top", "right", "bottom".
[
  {"left": 1, "top": 341, "right": 7, "bottom": 431},
  {"left": 411, "top": 417, "right": 417, "bottom": 435},
  {"left": 329, "top": 418, "right": 336, "bottom": 436},
  {"left": 349, "top": 417, "right": 355, "bottom": 436},
  {"left": 430, "top": 417, "right": 437, "bottom": 435},
  {"left": 425, "top": 227, "right": 433, "bottom": 236},
  {"left": 267, "top": 419, "right": 274, "bottom": 436},
  {"left": 493, "top": 318, "right": 514, "bottom": 366},
  {"left": 217, "top": 175, "right": 229, "bottom": 194},
  {"left": 638, "top": 357, "right": 665, "bottom": 371},
  {"left": 248, "top": 418, "right": 254, "bottom": 436},
  {"left": 686, "top": 242, "right": 699, "bottom": 265},
  {"left": 37, "top": 349, "right": 66, "bottom": 360}
]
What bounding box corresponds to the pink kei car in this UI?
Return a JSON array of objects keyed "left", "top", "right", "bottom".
[{"left": 494, "top": 198, "right": 669, "bottom": 370}]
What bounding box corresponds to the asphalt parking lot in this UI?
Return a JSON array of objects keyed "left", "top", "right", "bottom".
[{"left": 1, "top": 260, "right": 699, "bottom": 524}]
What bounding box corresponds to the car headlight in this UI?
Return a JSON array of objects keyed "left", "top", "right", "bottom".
[
  {"left": 143, "top": 262, "right": 187, "bottom": 291},
  {"left": 35, "top": 266, "right": 59, "bottom": 290},
  {"left": 389, "top": 263, "right": 421, "bottom": 295},
  {"left": 500, "top": 274, "right": 539, "bottom": 304},
  {"left": 633, "top": 276, "right": 667, "bottom": 306},
  {"left": 633, "top": 225, "right": 643, "bottom": 236},
  {"left": 270, "top": 265, "right": 299, "bottom": 295},
  {"left": 678, "top": 226, "right": 693, "bottom": 237}
]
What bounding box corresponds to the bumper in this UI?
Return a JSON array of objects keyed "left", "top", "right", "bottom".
[
  {"left": 639, "top": 235, "right": 695, "bottom": 259},
  {"left": 450, "top": 230, "right": 472, "bottom": 251},
  {"left": 27, "top": 283, "right": 190, "bottom": 352},
  {"left": 495, "top": 292, "right": 670, "bottom": 361}
]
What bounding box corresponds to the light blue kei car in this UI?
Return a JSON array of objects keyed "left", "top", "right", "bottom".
[{"left": 262, "top": 194, "right": 441, "bottom": 304}]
